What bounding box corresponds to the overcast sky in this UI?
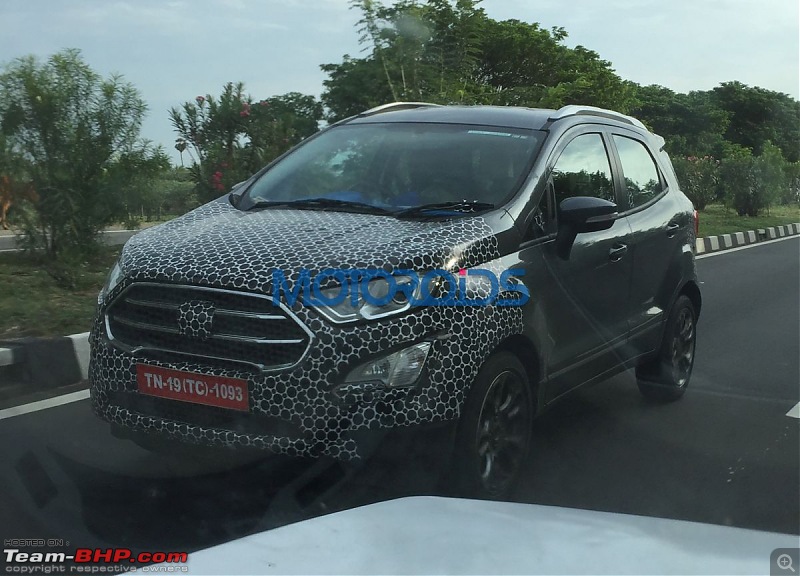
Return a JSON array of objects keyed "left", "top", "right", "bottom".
[{"left": 1, "top": 0, "right": 797, "bottom": 162}]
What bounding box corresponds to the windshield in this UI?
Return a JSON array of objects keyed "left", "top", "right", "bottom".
[{"left": 242, "top": 123, "right": 544, "bottom": 210}]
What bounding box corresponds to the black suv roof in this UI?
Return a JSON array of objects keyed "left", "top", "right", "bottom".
[{"left": 346, "top": 102, "right": 652, "bottom": 135}]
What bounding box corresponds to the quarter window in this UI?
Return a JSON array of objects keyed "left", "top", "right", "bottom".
[
  {"left": 529, "top": 180, "right": 556, "bottom": 239},
  {"left": 613, "top": 135, "right": 663, "bottom": 208},
  {"left": 551, "top": 133, "right": 615, "bottom": 206}
]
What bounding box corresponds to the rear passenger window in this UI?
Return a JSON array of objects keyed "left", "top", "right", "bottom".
[
  {"left": 551, "top": 133, "right": 615, "bottom": 206},
  {"left": 613, "top": 135, "right": 663, "bottom": 208}
]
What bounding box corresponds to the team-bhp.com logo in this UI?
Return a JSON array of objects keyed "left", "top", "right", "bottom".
[
  {"left": 4, "top": 547, "right": 188, "bottom": 572},
  {"left": 272, "top": 267, "right": 530, "bottom": 307}
]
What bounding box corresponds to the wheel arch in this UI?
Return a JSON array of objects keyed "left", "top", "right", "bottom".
[
  {"left": 679, "top": 280, "right": 702, "bottom": 320},
  {"left": 492, "top": 334, "right": 544, "bottom": 413}
]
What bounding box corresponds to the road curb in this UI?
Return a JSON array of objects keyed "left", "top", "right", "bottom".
[
  {"left": 695, "top": 223, "right": 800, "bottom": 254},
  {"left": 0, "top": 332, "right": 89, "bottom": 394}
]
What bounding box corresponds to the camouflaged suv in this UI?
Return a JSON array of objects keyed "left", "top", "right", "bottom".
[{"left": 90, "top": 103, "right": 701, "bottom": 498}]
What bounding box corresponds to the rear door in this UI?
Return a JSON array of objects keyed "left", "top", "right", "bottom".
[{"left": 607, "top": 132, "right": 684, "bottom": 357}]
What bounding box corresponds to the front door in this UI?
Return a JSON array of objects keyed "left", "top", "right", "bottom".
[{"left": 521, "top": 130, "right": 634, "bottom": 401}]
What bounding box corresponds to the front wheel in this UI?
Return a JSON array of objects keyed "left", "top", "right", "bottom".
[
  {"left": 636, "top": 295, "right": 697, "bottom": 402},
  {"left": 451, "top": 352, "right": 533, "bottom": 499}
]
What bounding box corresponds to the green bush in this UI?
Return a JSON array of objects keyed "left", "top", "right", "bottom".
[
  {"left": 672, "top": 155, "right": 720, "bottom": 210},
  {"left": 747, "top": 142, "right": 786, "bottom": 214},
  {"left": 121, "top": 167, "right": 197, "bottom": 223},
  {"left": 782, "top": 161, "right": 800, "bottom": 205},
  {"left": 719, "top": 150, "right": 756, "bottom": 216},
  {"left": 716, "top": 143, "right": 790, "bottom": 217},
  {"left": 0, "top": 49, "right": 158, "bottom": 258},
  {"left": 155, "top": 171, "right": 198, "bottom": 217}
]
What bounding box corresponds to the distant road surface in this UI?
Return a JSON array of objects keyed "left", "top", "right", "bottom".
[{"left": 0, "top": 229, "right": 141, "bottom": 252}]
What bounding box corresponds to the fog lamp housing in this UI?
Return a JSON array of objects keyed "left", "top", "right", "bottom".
[{"left": 343, "top": 341, "right": 432, "bottom": 390}]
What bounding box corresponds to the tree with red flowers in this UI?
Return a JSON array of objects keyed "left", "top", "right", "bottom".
[{"left": 170, "top": 83, "right": 323, "bottom": 203}]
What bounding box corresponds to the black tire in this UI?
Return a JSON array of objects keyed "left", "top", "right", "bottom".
[
  {"left": 636, "top": 294, "right": 697, "bottom": 402},
  {"left": 450, "top": 351, "right": 533, "bottom": 499}
]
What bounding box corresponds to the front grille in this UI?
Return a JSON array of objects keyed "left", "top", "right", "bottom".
[
  {"left": 110, "top": 391, "right": 305, "bottom": 438},
  {"left": 106, "top": 283, "right": 312, "bottom": 370}
]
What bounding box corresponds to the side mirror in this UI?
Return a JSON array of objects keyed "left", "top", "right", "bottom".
[
  {"left": 559, "top": 196, "right": 618, "bottom": 231},
  {"left": 555, "top": 197, "right": 618, "bottom": 260}
]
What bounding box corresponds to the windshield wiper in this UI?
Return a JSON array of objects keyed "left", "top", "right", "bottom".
[
  {"left": 393, "top": 201, "right": 495, "bottom": 218},
  {"left": 244, "top": 197, "right": 394, "bottom": 215}
]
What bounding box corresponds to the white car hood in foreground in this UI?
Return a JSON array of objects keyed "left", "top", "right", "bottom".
[{"left": 174, "top": 496, "right": 796, "bottom": 575}]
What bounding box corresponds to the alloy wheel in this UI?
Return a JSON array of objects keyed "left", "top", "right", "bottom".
[{"left": 475, "top": 370, "right": 531, "bottom": 497}]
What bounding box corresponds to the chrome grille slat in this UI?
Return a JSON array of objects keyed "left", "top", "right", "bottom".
[
  {"left": 212, "top": 333, "right": 305, "bottom": 345},
  {"left": 112, "top": 315, "right": 180, "bottom": 335},
  {"left": 214, "top": 309, "right": 287, "bottom": 321},
  {"left": 125, "top": 298, "right": 180, "bottom": 311},
  {"left": 125, "top": 297, "right": 287, "bottom": 321},
  {"left": 105, "top": 283, "right": 314, "bottom": 372}
]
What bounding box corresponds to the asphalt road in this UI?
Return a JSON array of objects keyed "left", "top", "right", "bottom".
[{"left": 1, "top": 237, "right": 798, "bottom": 561}]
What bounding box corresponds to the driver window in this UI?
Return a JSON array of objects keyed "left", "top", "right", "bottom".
[{"left": 551, "top": 133, "right": 615, "bottom": 206}]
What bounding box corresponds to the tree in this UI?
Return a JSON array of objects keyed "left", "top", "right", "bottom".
[
  {"left": 321, "top": 0, "right": 634, "bottom": 119},
  {"left": 0, "top": 49, "right": 160, "bottom": 257},
  {"left": 477, "top": 20, "right": 634, "bottom": 110},
  {"left": 321, "top": 56, "right": 395, "bottom": 121},
  {"left": 170, "top": 83, "right": 323, "bottom": 203},
  {"left": 710, "top": 81, "right": 800, "bottom": 163},
  {"left": 630, "top": 85, "right": 730, "bottom": 158}
]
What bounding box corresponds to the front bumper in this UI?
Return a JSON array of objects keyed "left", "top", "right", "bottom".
[
  {"left": 90, "top": 315, "right": 462, "bottom": 462},
  {"left": 90, "top": 269, "right": 524, "bottom": 461}
]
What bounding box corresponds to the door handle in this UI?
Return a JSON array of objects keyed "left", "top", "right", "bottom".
[
  {"left": 609, "top": 243, "right": 628, "bottom": 262},
  {"left": 666, "top": 221, "right": 680, "bottom": 237}
]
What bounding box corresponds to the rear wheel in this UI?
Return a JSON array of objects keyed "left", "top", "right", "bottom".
[
  {"left": 636, "top": 295, "right": 697, "bottom": 402},
  {"left": 451, "top": 352, "right": 533, "bottom": 499}
]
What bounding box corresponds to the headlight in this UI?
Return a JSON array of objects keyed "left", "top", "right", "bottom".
[
  {"left": 98, "top": 260, "right": 124, "bottom": 305},
  {"left": 313, "top": 274, "right": 422, "bottom": 323},
  {"left": 342, "top": 341, "right": 432, "bottom": 390}
]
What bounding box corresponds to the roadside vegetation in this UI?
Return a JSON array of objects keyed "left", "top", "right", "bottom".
[
  {"left": 0, "top": 0, "right": 797, "bottom": 337},
  {"left": 698, "top": 204, "right": 799, "bottom": 239},
  {"left": 0, "top": 247, "right": 119, "bottom": 339}
]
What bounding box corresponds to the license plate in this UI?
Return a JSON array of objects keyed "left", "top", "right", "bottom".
[{"left": 136, "top": 364, "right": 249, "bottom": 412}]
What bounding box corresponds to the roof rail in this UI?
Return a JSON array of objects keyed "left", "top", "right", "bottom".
[
  {"left": 549, "top": 105, "right": 647, "bottom": 130},
  {"left": 360, "top": 102, "right": 442, "bottom": 117}
]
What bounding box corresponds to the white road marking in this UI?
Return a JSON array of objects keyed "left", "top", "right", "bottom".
[
  {"left": 0, "top": 389, "right": 90, "bottom": 421},
  {"left": 787, "top": 402, "right": 800, "bottom": 419},
  {"left": 696, "top": 234, "right": 798, "bottom": 259}
]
